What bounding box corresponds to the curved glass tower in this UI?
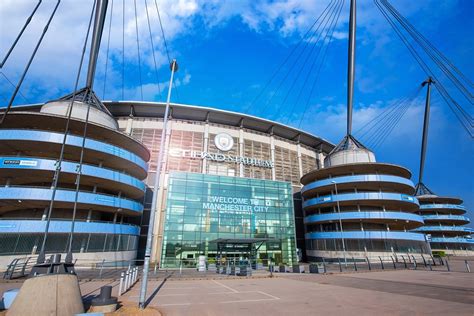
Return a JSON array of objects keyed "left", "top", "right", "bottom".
[
  {"left": 413, "top": 186, "right": 473, "bottom": 255},
  {"left": 0, "top": 99, "right": 149, "bottom": 264},
  {"left": 301, "top": 135, "right": 430, "bottom": 262}
]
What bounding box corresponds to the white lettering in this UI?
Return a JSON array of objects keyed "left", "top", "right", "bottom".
[{"left": 168, "top": 148, "right": 274, "bottom": 168}]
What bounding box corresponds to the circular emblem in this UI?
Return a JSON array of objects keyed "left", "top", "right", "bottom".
[{"left": 214, "top": 133, "right": 234, "bottom": 152}]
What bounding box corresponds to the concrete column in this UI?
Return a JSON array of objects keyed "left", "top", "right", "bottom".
[
  {"left": 297, "top": 142, "right": 303, "bottom": 179},
  {"left": 239, "top": 127, "right": 244, "bottom": 178},
  {"left": 32, "top": 207, "right": 49, "bottom": 254},
  {"left": 202, "top": 121, "right": 209, "bottom": 173},
  {"left": 86, "top": 209, "right": 92, "bottom": 222},
  {"left": 270, "top": 131, "right": 276, "bottom": 181},
  {"left": 162, "top": 120, "right": 173, "bottom": 173},
  {"left": 125, "top": 116, "right": 134, "bottom": 135},
  {"left": 41, "top": 207, "right": 48, "bottom": 221},
  {"left": 317, "top": 152, "right": 325, "bottom": 169}
]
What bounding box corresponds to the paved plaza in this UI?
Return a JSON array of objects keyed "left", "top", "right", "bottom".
[
  {"left": 94, "top": 269, "right": 474, "bottom": 315},
  {"left": 0, "top": 269, "right": 472, "bottom": 315}
]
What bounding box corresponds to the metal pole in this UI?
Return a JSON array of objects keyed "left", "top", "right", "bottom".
[
  {"left": 418, "top": 77, "right": 434, "bottom": 185},
  {"left": 86, "top": 0, "right": 109, "bottom": 89},
  {"left": 139, "top": 59, "right": 178, "bottom": 309},
  {"left": 346, "top": 0, "right": 356, "bottom": 135},
  {"left": 332, "top": 181, "right": 347, "bottom": 266}
]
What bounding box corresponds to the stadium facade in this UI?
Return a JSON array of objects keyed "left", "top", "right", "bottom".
[
  {"left": 413, "top": 190, "right": 474, "bottom": 255},
  {"left": 0, "top": 100, "right": 334, "bottom": 267},
  {"left": 0, "top": 98, "right": 150, "bottom": 265},
  {"left": 301, "top": 135, "right": 431, "bottom": 262}
]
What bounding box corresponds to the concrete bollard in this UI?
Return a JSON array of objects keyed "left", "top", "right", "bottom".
[
  {"left": 465, "top": 260, "right": 471, "bottom": 273},
  {"left": 118, "top": 272, "right": 125, "bottom": 296},
  {"left": 125, "top": 270, "right": 130, "bottom": 291}
]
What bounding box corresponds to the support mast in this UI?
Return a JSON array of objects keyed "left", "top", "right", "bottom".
[
  {"left": 86, "top": 0, "right": 109, "bottom": 89},
  {"left": 418, "top": 77, "right": 434, "bottom": 186},
  {"left": 346, "top": 0, "right": 356, "bottom": 135}
]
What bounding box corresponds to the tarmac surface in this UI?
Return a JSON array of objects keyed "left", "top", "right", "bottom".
[{"left": 0, "top": 269, "right": 473, "bottom": 315}]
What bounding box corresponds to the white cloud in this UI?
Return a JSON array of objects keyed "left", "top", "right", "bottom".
[{"left": 0, "top": 0, "right": 460, "bottom": 105}]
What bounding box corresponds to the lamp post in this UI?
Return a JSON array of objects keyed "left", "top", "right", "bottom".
[
  {"left": 331, "top": 181, "right": 347, "bottom": 266},
  {"left": 139, "top": 59, "right": 178, "bottom": 309}
]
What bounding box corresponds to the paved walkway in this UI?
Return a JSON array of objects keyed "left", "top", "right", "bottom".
[
  {"left": 115, "top": 270, "right": 473, "bottom": 315},
  {"left": 0, "top": 269, "right": 472, "bottom": 315}
]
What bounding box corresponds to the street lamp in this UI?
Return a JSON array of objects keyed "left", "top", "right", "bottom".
[
  {"left": 331, "top": 180, "right": 347, "bottom": 266},
  {"left": 139, "top": 59, "right": 178, "bottom": 309}
]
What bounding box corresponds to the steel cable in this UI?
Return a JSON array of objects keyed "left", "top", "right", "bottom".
[
  {"left": 296, "top": 0, "right": 346, "bottom": 128},
  {"left": 0, "top": 71, "right": 31, "bottom": 103},
  {"left": 355, "top": 87, "right": 421, "bottom": 139},
  {"left": 0, "top": 0, "right": 42, "bottom": 68},
  {"left": 0, "top": 0, "right": 61, "bottom": 125},
  {"left": 368, "top": 97, "right": 414, "bottom": 148},
  {"left": 242, "top": 0, "right": 336, "bottom": 114},
  {"left": 38, "top": 0, "right": 95, "bottom": 263},
  {"left": 284, "top": 0, "right": 345, "bottom": 125},
  {"left": 133, "top": 0, "right": 144, "bottom": 100},
  {"left": 144, "top": 0, "right": 162, "bottom": 99},
  {"left": 122, "top": 0, "right": 125, "bottom": 99},
  {"left": 102, "top": 0, "right": 114, "bottom": 99},
  {"left": 376, "top": 0, "right": 473, "bottom": 127},
  {"left": 363, "top": 100, "right": 409, "bottom": 147},
  {"left": 258, "top": 0, "right": 340, "bottom": 118},
  {"left": 154, "top": 0, "right": 180, "bottom": 102},
  {"left": 381, "top": 0, "right": 473, "bottom": 104},
  {"left": 374, "top": 0, "right": 473, "bottom": 137}
]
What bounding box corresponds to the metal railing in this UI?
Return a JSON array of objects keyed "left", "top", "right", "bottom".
[{"left": 3, "top": 256, "right": 37, "bottom": 279}]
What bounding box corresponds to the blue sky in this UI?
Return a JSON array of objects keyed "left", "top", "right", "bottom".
[{"left": 1, "top": 0, "right": 473, "bottom": 224}]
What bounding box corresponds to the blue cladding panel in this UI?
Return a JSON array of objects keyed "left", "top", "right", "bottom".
[
  {"left": 305, "top": 211, "right": 424, "bottom": 224},
  {"left": 0, "top": 156, "right": 145, "bottom": 192},
  {"left": 0, "top": 220, "right": 139, "bottom": 235},
  {"left": 0, "top": 187, "right": 143, "bottom": 213},
  {"left": 303, "top": 192, "right": 419, "bottom": 208},
  {"left": 302, "top": 174, "right": 414, "bottom": 194},
  {"left": 305, "top": 231, "right": 427, "bottom": 241},
  {"left": 0, "top": 129, "right": 147, "bottom": 172}
]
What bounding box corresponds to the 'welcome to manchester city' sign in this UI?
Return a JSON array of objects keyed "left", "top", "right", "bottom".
[{"left": 202, "top": 195, "right": 270, "bottom": 214}]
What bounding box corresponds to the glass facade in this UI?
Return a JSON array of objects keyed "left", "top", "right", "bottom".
[{"left": 161, "top": 172, "right": 297, "bottom": 268}]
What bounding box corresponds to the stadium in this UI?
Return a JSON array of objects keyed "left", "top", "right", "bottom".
[{"left": 0, "top": 99, "right": 334, "bottom": 267}]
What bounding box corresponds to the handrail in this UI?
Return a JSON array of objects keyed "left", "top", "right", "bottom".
[
  {"left": 0, "top": 155, "right": 145, "bottom": 192},
  {"left": 0, "top": 218, "right": 138, "bottom": 227},
  {"left": 0, "top": 184, "right": 141, "bottom": 204}
]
